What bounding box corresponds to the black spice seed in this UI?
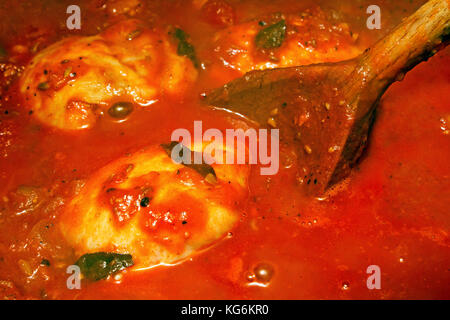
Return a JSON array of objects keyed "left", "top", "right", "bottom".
[
  {"left": 140, "top": 197, "right": 150, "bottom": 207},
  {"left": 40, "top": 259, "right": 50, "bottom": 267}
]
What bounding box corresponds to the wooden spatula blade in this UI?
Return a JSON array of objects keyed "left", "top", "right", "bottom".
[
  {"left": 204, "top": 61, "right": 366, "bottom": 195},
  {"left": 204, "top": 0, "right": 449, "bottom": 196}
]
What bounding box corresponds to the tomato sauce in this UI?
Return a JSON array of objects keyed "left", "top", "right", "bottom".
[{"left": 0, "top": 0, "right": 448, "bottom": 299}]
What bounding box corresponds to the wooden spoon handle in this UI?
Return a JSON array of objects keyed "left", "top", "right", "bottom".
[{"left": 349, "top": 0, "right": 449, "bottom": 96}]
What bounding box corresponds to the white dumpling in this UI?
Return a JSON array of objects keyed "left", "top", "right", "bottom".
[
  {"left": 58, "top": 143, "right": 249, "bottom": 269},
  {"left": 20, "top": 20, "right": 198, "bottom": 130}
]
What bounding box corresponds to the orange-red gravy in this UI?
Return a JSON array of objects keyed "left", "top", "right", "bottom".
[{"left": 0, "top": 0, "right": 449, "bottom": 299}]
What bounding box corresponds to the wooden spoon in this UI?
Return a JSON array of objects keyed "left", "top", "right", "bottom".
[{"left": 204, "top": 0, "right": 449, "bottom": 195}]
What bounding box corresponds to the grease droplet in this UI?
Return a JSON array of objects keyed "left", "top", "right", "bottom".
[
  {"left": 341, "top": 281, "right": 350, "bottom": 290},
  {"left": 253, "top": 263, "right": 274, "bottom": 283}
]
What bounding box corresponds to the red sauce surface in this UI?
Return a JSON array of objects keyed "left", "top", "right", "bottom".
[{"left": 0, "top": 0, "right": 448, "bottom": 299}]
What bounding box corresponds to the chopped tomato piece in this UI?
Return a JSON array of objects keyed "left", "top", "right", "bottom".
[{"left": 201, "top": 0, "right": 236, "bottom": 27}]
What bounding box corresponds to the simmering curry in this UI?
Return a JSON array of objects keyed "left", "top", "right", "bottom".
[{"left": 0, "top": 0, "right": 448, "bottom": 299}]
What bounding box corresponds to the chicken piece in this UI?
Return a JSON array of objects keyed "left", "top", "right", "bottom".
[
  {"left": 20, "top": 20, "right": 198, "bottom": 130},
  {"left": 213, "top": 8, "right": 362, "bottom": 73},
  {"left": 58, "top": 143, "right": 249, "bottom": 269}
]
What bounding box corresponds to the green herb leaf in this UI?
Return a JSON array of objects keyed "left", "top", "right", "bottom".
[
  {"left": 255, "top": 20, "right": 286, "bottom": 49},
  {"left": 37, "top": 82, "right": 49, "bottom": 91},
  {"left": 161, "top": 141, "right": 217, "bottom": 184},
  {"left": 75, "top": 252, "right": 134, "bottom": 281},
  {"left": 172, "top": 28, "right": 199, "bottom": 68}
]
